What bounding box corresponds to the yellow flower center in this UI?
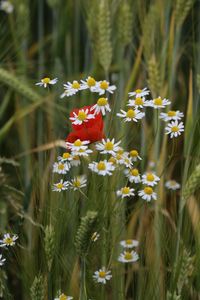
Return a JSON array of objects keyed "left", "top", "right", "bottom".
[
  {"left": 126, "top": 239, "right": 133, "bottom": 245},
  {"left": 135, "top": 97, "right": 143, "bottom": 105},
  {"left": 124, "top": 158, "right": 130, "bottom": 164},
  {"left": 126, "top": 109, "right": 135, "bottom": 118},
  {"left": 63, "top": 152, "right": 70, "bottom": 159},
  {"left": 77, "top": 111, "right": 87, "bottom": 121},
  {"left": 122, "top": 187, "right": 130, "bottom": 194},
  {"left": 42, "top": 77, "right": 51, "bottom": 84},
  {"left": 99, "top": 271, "right": 106, "bottom": 278},
  {"left": 171, "top": 126, "right": 179, "bottom": 132},
  {"left": 56, "top": 183, "right": 63, "bottom": 189},
  {"left": 116, "top": 154, "right": 122, "bottom": 160},
  {"left": 154, "top": 97, "right": 163, "bottom": 106},
  {"left": 104, "top": 142, "right": 114, "bottom": 151},
  {"left": 73, "top": 155, "right": 80, "bottom": 161},
  {"left": 72, "top": 81, "right": 80, "bottom": 89},
  {"left": 58, "top": 164, "right": 64, "bottom": 170},
  {"left": 131, "top": 169, "right": 139, "bottom": 176},
  {"left": 135, "top": 89, "right": 142, "bottom": 94},
  {"left": 130, "top": 150, "right": 138, "bottom": 157},
  {"left": 5, "top": 237, "right": 13, "bottom": 245},
  {"left": 108, "top": 157, "right": 116, "bottom": 164},
  {"left": 168, "top": 111, "right": 176, "bottom": 117},
  {"left": 74, "top": 140, "right": 82, "bottom": 147},
  {"left": 97, "top": 97, "right": 107, "bottom": 106},
  {"left": 146, "top": 173, "right": 155, "bottom": 181},
  {"left": 117, "top": 149, "right": 124, "bottom": 155},
  {"left": 87, "top": 76, "right": 96, "bottom": 87},
  {"left": 124, "top": 252, "right": 133, "bottom": 260},
  {"left": 59, "top": 294, "right": 67, "bottom": 300},
  {"left": 169, "top": 180, "right": 176, "bottom": 186},
  {"left": 100, "top": 80, "right": 109, "bottom": 90},
  {"left": 73, "top": 180, "right": 81, "bottom": 187},
  {"left": 97, "top": 162, "right": 106, "bottom": 170},
  {"left": 144, "top": 187, "right": 153, "bottom": 195}
]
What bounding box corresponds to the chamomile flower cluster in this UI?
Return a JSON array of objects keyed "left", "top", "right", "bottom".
[
  {"left": 116, "top": 87, "right": 184, "bottom": 139},
  {"left": 51, "top": 83, "right": 182, "bottom": 205},
  {"left": 116, "top": 87, "right": 150, "bottom": 123},
  {"left": 52, "top": 158, "right": 87, "bottom": 193},
  {"left": 52, "top": 140, "right": 92, "bottom": 193},
  {"left": 59, "top": 76, "right": 116, "bottom": 98},
  {"left": 48, "top": 80, "right": 185, "bottom": 289},
  {"left": 118, "top": 238, "right": 139, "bottom": 263}
]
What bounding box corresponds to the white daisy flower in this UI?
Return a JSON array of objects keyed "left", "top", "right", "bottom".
[
  {"left": 124, "top": 168, "right": 141, "bottom": 183},
  {"left": 69, "top": 108, "right": 95, "bottom": 125},
  {"left": 165, "top": 120, "right": 184, "bottom": 138},
  {"left": 71, "top": 147, "right": 93, "bottom": 157},
  {"left": 94, "top": 80, "right": 116, "bottom": 95},
  {"left": 116, "top": 147, "right": 125, "bottom": 155},
  {"left": 120, "top": 155, "right": 133, "bottom": 168},
  {"left": 70, "top": 155, "right": 81, "bottom": 167},
  {"left": 120, "top": 239, "right": 139, "bottom": 249},
  {"left": 57, "top": 152, "right": 73, "bottom": 163},
  {"left": 0, "top": 254, "right": 6, "bottom": 266},
  {"left": 147, "top": 96, "right": 171, "bottom": 109},
  {"left": 35, "top": 77, "right": 58, "bottom": 88},
  {"left": 128, "top": 87, "right": 150, "bottom": 98},
  {"left": 138, "top": 187, "right": 157, "bottom": 202},
  {"left": 53, "top": 162, "right": 70, "bottom": 174},
  {"left": 0, "top": 0, "right": 13, "bottom": 13},
  {"left": 91, "top": 97, "right": 111, "bottom": 115},
  {"left": 108, "top": 156, "right": 118, "bottom": 166},
  {"left": 129, "top": 150, "right": 142, "bottom": 162},
  {"left": 95, "top": 138, "right": 121, "bottom": 156},
  {"left": 93, "top": 267, "right": 112, "bottom": 284},
  {"left": 88, "top": 160, "right": 115, "bottom": 176},
  {"left": 159, "top": 110, "right": 184, "bottom": 122},
  {"left": 141, "top": 172, "right": 160, "bottom": 187},
  {"left": 69, "top": 176, "right": 87, "bottom": 191},
  {"left": 54, "top": 293, "right": 73, "bottom": 300},
  {"left": 113, "top": 153, "right": 124, "bottom": 165},
  {"left": 60, "top": 80, "right": 81, "bottom": 98},
  {"left": 116, "top": 187, "right": 135, "bottom": 199},
  {"left": 127, "top": 97, "right": 149, "bottom": 108},
  {"left": 117, "top": 109, "right": 145, "bottom": 122},
  {"left": 0, "top": 233, "right": 18, "bottom": 248},
  {"left": 66, "top": 139, "right": 90, "bottom": 152},
  {"left": 118, "top": 250, "right": 139, "bottom": 263},
  {"left": 52, "top": 180, "right": 69, "bottom": 192},
  {"left": 80, "top": 76, "right": 98, "bottom": 91},
  {"left": 114, "top": 152, "right": 132, "bottom": 168},
  {"left": 165, "top": 180, "right": 180, "bottom": 191},
  {"left": 91, "top": 232, "right": 100, "bottom": 242}
]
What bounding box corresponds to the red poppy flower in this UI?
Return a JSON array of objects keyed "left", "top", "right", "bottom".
[{"left": 66, "top": 105, "right": 105, "bottom": 143}]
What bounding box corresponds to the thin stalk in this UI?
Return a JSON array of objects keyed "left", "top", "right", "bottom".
[
  {"left": 153, "top": 109, "right": 163, "bottom": 298},
  {"left": 79, "top": 258, "right": 87, "bottom": 300},
  {"left": 37, "top": 0, "right": 45, "bottom": 172}
]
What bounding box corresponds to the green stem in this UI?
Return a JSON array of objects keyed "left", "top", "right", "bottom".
[{"left": 80, "top": 258, "right": 87, "bottom": 300}]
